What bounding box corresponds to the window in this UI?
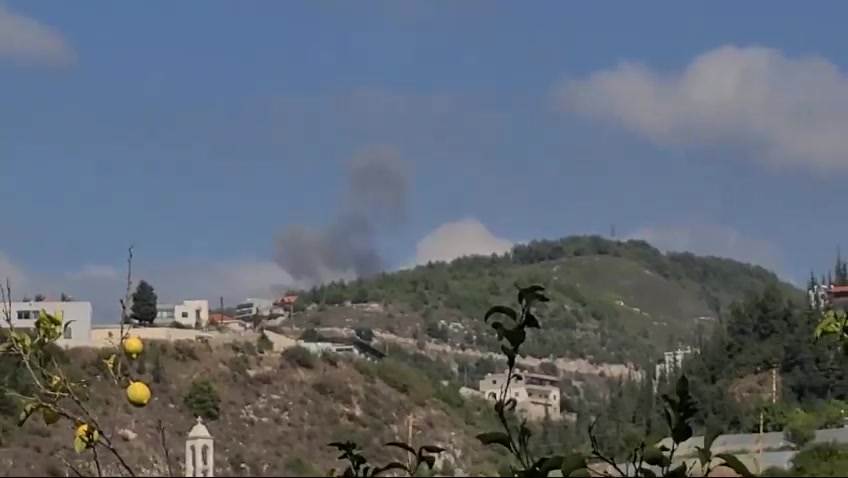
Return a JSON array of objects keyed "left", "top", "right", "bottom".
[
  {"left": 63, "top": 326, "right": 72, "bottom": 340},
  {"left": 16, "top": 310, "right": 36, "bottom": 320},
  {"left": 181, "top": 311, "right": 189, "bottom": 318}
]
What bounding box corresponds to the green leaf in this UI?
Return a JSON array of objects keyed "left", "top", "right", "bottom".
[
  {"left": 372, "top": 462, "right": 408, "bottom": 476},
  {"left": 17, "top": 403, "right": 37, "bottom": 427},
  {"left": 567, "top": 469, "right": 591, "bottom": 478},
  {"left": 73, "top": 436, "right": 86, "bottom": 454},
  {"left": 714, "top": 453, "right": 755, "bottom": 477},
  {"left": 491, "top": 321, "right": 507, "bottom": 340},
  {"left": 671, "top": 422, "right": 693, "bottom": 444},
  {"left": 815, "top": 310, "right": 842, "bottom": 340},
  {"left": 518, "top": 285, "right": 549, "bottom": 306},
  {"left": 328, "top": 441, "right": 356, "bottom": 452},
  {"left": 384, "top": 441, "right": 416, "bottom": 456},
  {"left": 664, "top": 463, "right": 687, "bottom": 478},
  {"left": 476, "top": 431, "right": 512, "bottom": 451},
  {"left": 504, "top": 327, "right": 527, "bottom": 349},
  {"left": 674, "top": 375, "right": 690, "bottom": 401},
  {"left": 537, "top": 455, "right": 563, "bottom": 475},
  {"left": 703, "top": 425, "right": 721, "bottom": 452},
  {"left": 419, "top": 455, "right": 436, "bottom": 470},
  {"left": 560, "top": 453, "right": 587, "bottom": 477},
  {"left": 501, "top": 345, "right": 517, "bottom": 368},
  {"left": 643, "top": 448, "right": 670, "bottom": 468},
  {"left": 695, "top": 447, "right": 711, "bottom": 469},
  {"left": 524, "top": 312, "right": 541, "bottom": 329},
  {"left": 419, "top": 445, "right": 446, "bottom": 454},
  {"left": 639, "top": 468, "right": 657, "bottom": 478},
  {"left": 485, "top": 306, "right": 518, "bottom": 324}
]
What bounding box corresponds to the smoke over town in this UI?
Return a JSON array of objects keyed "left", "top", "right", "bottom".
[{"left": 273, "top": 146, "right": 409, "bottom": 285}]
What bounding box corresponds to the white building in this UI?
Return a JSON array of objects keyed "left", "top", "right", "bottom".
[
  {"left": 654, "top": 346, "right": 698, "bottom": 392},
  {"left": 0, "top": 301, "right": 92, "bottom": 348},
  {"left": 157, "top": 300, "right": 210, "bottom": 328},
  {"left": 479, "top": 370, "right": 561, "bottom": 421},
  {"left": 234, "top": 298, "right": 275, "bottom": 320}
]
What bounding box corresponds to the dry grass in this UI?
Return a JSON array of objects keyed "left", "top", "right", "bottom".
[{"left": 0, "top": 338, "right": 501, "bottom": 476}]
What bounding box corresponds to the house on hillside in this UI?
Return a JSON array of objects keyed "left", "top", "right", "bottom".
[
  {"left": 297, "top": 329, "right": 386, "bottom": 360},
  {"left": 156, "top": 300, "right": 210, "bottom": 328},
  {"left": 1, "top": 300, "right": 92, "bottom": 348},
  {"left": 478, "top": 370, "right": 561, "bottom": 421}
]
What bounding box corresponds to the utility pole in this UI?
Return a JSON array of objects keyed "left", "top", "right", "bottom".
[
  {"left": 772, "top": 368, "right": 777, "bottom": 404},
  {"left": 406, "top": 414, "right": 415, "bottom": 471},
  {"left": 757, "top": 411, "right": 764, "bottom": 475}
]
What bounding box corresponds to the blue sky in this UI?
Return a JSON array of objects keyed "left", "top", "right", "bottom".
[{"left": 2, "top": 0, "right": 848, "bottom": 321}]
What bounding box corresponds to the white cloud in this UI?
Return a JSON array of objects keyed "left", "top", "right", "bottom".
[
  {"left": 556, "top": 45, "right": 848, "bottom": 172},
  {"left": 0, "top": 251, "right": 27, "bottom": 292},
  {"left": 627, "top": 223, "right": 785, "bottom": 275},
  {"left": 0, "top": 2, "right": 76, "bottom": 67},
  {"left": 66, "top": 264, "right": 119, "bottom": 281},
  {"left": 414, "top": 218, "right": 513, "bottom": 265}
]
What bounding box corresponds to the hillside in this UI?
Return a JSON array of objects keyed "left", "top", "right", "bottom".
[
  {"left": 290, "top": 235, "right": 799, "bottom": 366},
  {"left": 0, "top": 339, "right": 506, "bottom": 477}
]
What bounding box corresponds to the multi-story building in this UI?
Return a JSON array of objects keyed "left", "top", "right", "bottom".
[
  {"left": 654, "top": 346, "right": 697, "bottom": 392},
  {"left": 0, "top": 301, "right": 92, "bottom": 348},
  {"left": 479, "top": 370, "right": 561, "bottom": 421},
  {"left": 156, "top": 300, "right": 209, "bottom": 328},
  {"left": 234, "top": 298, "right": 275, "bottom": 321}
]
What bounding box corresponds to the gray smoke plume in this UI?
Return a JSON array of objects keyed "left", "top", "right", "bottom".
[{"left": 274, "top": 146, "right": 409, "bottom": 285}]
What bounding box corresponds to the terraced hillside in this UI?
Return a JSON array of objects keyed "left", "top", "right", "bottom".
[
  {"left": 290, "top": 236, "right": 799, "bottom": 366},
  {"left": 0, "top": 339, "right": 505, "bottom": 476}
]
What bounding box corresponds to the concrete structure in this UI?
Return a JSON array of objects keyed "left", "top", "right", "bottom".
[
  {"left": 157, "top": 300, "right": 210, "bottom": 328},
  {"left": 185, "top": 416, "right": 214, "bottom": 477},
  {"left": 1, "top": 301, "right": 92, "bottom": 348},
  {"left": 654, "top": 346, "right": 697, "bottom": 392},
  {"left": 234, "top": 298, "right": 275, "bottom": 320},
  {"left": 479, "top": 370, "right": 561, "bottom": 420}
]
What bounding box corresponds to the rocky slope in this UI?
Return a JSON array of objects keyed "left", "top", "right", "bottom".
[{"left": 0, "top": 338, "right": 503, "bottom": 477}]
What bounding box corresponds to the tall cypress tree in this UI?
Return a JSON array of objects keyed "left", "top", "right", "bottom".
[{"left": 131, "top": 280, "right": 158, "bottom": 325}]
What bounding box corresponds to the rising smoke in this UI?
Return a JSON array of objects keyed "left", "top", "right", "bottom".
[{"left": 273, "top": 146, "right": 409, "bottom": 285}]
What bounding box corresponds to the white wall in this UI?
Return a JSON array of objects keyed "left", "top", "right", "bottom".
[
  {"left": 0, "top": 301, "right": 92, "bottom": 348},
  {"left": 173, "top": 300, "right": 209, "bottom": 328}
]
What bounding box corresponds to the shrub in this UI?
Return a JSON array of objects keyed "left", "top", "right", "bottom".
[
  {"left": 183, "top": 379, "right": 221, "bottom": 421},
  {"left": 281, "top": 346, "right": 317, "bottom": 369}
]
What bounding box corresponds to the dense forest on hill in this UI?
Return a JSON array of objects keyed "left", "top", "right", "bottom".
[
  {"left": 560, "top": 256, "right": 848, "bottom": 463},
  {"left": 290, "top": 235, "right": 798, "bottom": 365}
]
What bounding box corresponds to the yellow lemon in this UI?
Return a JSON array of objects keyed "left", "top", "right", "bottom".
[
  {"left": 41, "top": 407, "right": 60, "bottom": 425},
  {"left": 122, "top": 336, "right": 143, "bottom": 357},
  {"left": 75, "top": 423, "right": 89, "bottom": 439},
  {"left": 126, "top": 381, "right": 151, "bottom": 407},
  {"left": 76, "top": 423, "right": 98, "bottom": 442}
]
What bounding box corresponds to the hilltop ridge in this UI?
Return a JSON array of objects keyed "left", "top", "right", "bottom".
[{"left": 288, "top": 235, "right": 798, "bottom": 366}]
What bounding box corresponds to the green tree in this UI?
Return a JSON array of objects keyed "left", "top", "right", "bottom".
[
  {"left": 131, "top": 280, "right": 158, "bottom": 325},
  {"left": 784, "top": 410, "right": 817, "bottom": 449},
  {"left": 183, "top": 379, "right": 221, "bottom": 421}
]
